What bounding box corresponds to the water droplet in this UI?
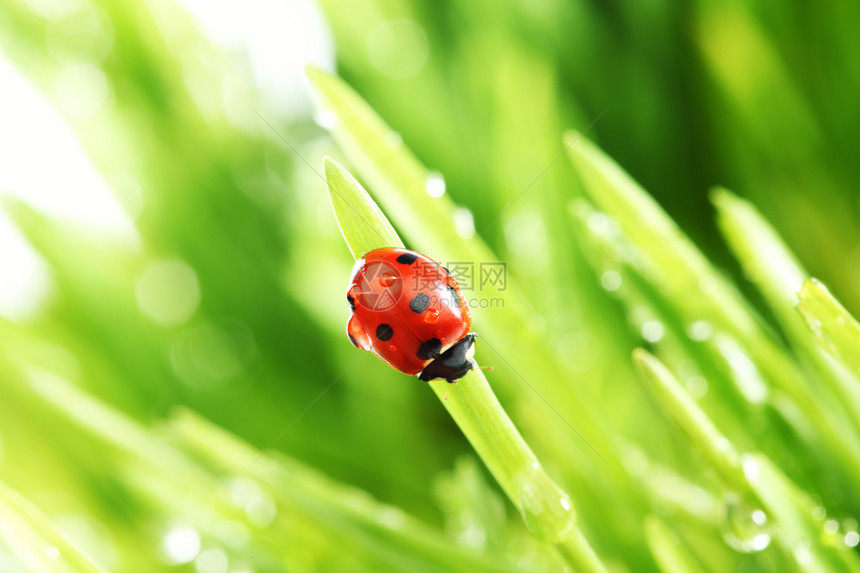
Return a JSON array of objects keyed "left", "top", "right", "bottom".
[
  {"left": 600, "top": 270, "right": 622, "bottom": 292},
  {"left": 313, "top": 109, "right": 337, "bottom": 129},
  {"left": 424, "top": 309, "right": 440, "bottom": 324},
  {"left": 136, "top": 259, "right": 201, "bottom": 327},
  {"left": 55, "top": 63, "right": 109, "bottom": 118},
  {"left": 504, "top": 213, "right": 546, "bottom": 257},
  {"left": 161, "top": 526, "right": 201, "bottom": 565},
  {"left": 195, "top": 548, "right": 228, "bottom": 573},
  {"left": 720, "top": 496, "right": 771, "bottom": 553},
  {"left": 453, "top": 207, "right": 475, "bottom": 239},
  {"left": 688, "top": 320, "right": 713, "bottom": 341},
  {"left": 378, "top": 508, "right": 406, "bottom": 529},
  {"left": 378, "top": 271, "right": 397, "bottom": 287},
  {"left": 246, "top": 496, "right": 277, "bottom": 527},
  {"left": 586, "top": 212, "right": 610, "bottom": 235},
  {"left": 686, "top": 376, "right": 708, "bottom": 398},
  {"left": 347, "top": 315, "right": 371, "bottom": 350},
  {"left": 368, "top": 19, "right": 428, "bottom": 79},
  {"left": 388, "top": 344, "right": 397, "bottom": 352},
  {"left": 425, "top": 172, "right": 446, "bottom": 198},
  {"left": 742, "top": 458, "right": 759, "bottom": 481},
  {"left": 513, "top": 468, "right": 575, "bottom": 544},
  {"left": 641, "top": 321, "right": 664, "bottom": 343},
  {"left": 384, "top": 131, "right": 403, "bottom": 149},
  {"left": 812, "top": 506, "right": 826, "bottom": 521}
]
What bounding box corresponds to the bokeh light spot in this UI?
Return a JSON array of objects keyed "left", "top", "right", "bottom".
[
  {"left": 368, "top": 19, "right": 428, "bottom": 79},
  {"left": 136, "top": 259, "right": 201, "bottom": 327}
]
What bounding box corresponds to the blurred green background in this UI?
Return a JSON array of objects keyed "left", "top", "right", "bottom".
[{"left": 1, "top": 0, "right": 859, "bottom": 571}]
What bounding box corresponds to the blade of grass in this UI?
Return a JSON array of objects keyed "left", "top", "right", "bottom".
[
  {"left": 797, "top": 278, "right": 860, "bottom": 377},
  {"left": 741, "top": 453, "right": 860, "bottom": 573},
  {"left": 634, "top": 350, "right": 860, "bottom": 573},
  {"left": 645, "top": 515, "right": 712, "bottom": 573},
  {"left": 307, "top": 67, "right": 616, "bottom": 470},
  {"left": 325, "top": 157, "right": 403, "bottom": 257},
  {"left": 565, "top": 132, "right": 790, "bottom": 383},
  {"left": 632, "top": 349, "right": 745, "bottom": 492},
  {"left": 712, "top": 188, "right": 860, "bottom": 453},
  {"left": 168, "top": 408, "right": 519, "bottom": 573},
  {"left": 0, "top": 479, "right": 104, "bottom": 573},
  {"left": 19, "top": 363, "right": 516, "bottom": 573},
  {"left": 567, "top": 133, "right": 860, "bottom": 483},
  {"left": 324, "top": 157, "right": 607, "bottom": 571}
]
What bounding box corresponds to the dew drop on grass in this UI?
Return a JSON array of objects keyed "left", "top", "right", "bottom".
[
  {"left": 313, "top": 109, "right": 337, "bottom": 129},
  {"left": 160, "top": 526, "right": 201, "bottom": 565},
  {"left": 453, "top": 207, "right": 475, "bottom": 239},
  {"left": 513, "top": 467, "right": 575, "bottom": 544},
  {"left": 641, "top": 320, "right": 664, "bottom": 343},
  {"left": 195, "top": 548, "right": 228, "bottom": 573},
  {"left": 425, "top": 171, "right": 446, "bottom": 198},
  {"left": 600, "top": 270, "right": 622, "bottom": 291},
  {"left": 688, "top": 320, "right": 713, "bottom": 341},
  {"left": 720, "top": 495, "right": 771, "bottom": 553}
]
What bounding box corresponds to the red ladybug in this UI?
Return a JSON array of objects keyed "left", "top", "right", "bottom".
[{"left": 346, "top": 248, "right": 477, "bottom": 382}]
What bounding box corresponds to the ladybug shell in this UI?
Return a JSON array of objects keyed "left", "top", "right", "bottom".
[{"left": 346, "top": 248, "right": 471, "bottom": 376}]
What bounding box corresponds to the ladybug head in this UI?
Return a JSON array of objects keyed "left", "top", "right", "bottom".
[{"left": 418, "top": 334, "right": 478, "bottom": 383}]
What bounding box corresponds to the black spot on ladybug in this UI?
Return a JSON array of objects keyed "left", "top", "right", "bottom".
[
  {"left": 410, "top": 293, "right": 431, "bottom": 313},
  {"left": 347, "top": 294, "right": 356, "bottom": 310},
  {"left": 376, "top": 323, "right": 394, "bottom": 341},
  {"left": 446, "top": 284, "right": 461, "bottom": 308},
  {"left": 396, "top": 253, "right": 418, "bottom": 265},
  {"left": 416, "top": 338, "right": 442, "bottom": 360}
]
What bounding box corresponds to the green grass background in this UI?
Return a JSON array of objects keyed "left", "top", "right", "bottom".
[{"left": 1, "top": 0, "right": 859, "bottom": 571}]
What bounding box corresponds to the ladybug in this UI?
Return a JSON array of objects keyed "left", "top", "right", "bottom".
[{"left": 345, "top": 248, "right": 477, "bottom": 383}]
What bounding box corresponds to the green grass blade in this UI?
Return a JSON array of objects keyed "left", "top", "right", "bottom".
[
  {"left": 741, "top": 453, "right": 860, "bottom": 573},
  {"left": 713, "top": 189, "right": 860, "bottom": 439},
  {"left": 308, "top": 66, "right": 615, "bottom": 476},
  {"left": 567, "top": 133, "right": 860, "bottom": 483},
  {"left": 322, "top": 158, "right": 606, "bottom": 570},
  {"left": 634, "top": 350, "right": 860, "bottom": 573},
  {"left": 632, "top": 349, "right": 745, "bottom": 492},
  {"left": 168, "top": 409, "right": 518, "bottom": 573},
  {"left": 0, "top": 479, "right": 104, "bottom": 573},
  {"left": 325, "top": 157, "right": 403, "bottom": 257},
  {"left": 711, "top": 188, "right": 804, "bottom": 314},
  {"left": 798, "top": 278, "right": 860, "bottom": 378},
  {"left": 645, "top": 516, "right": 711, "bottom": 573},
  {"left": 307, "top": 66, "right": 467, "bottom": 260}
]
